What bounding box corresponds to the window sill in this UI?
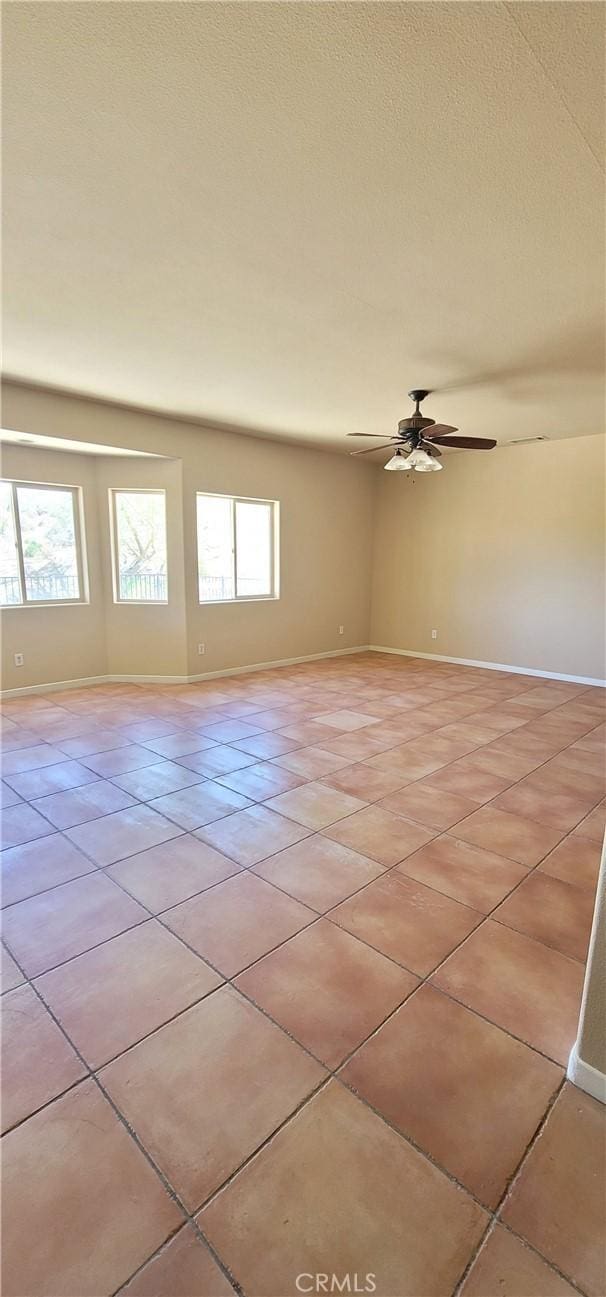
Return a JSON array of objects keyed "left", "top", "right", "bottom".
[
  {"left": 1, "top": 600, "right": 90, "bottom": 610},
  {"left": 114, "top": 600, "right": 169, "bottom": 606},
  {"left": 198, "top": 595, "right": 280, "bottom": 606}
]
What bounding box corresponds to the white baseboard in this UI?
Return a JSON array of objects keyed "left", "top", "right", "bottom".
[
  {"left": 4, "top": 642, "right": 602, "bottom": 699},
  {"left": 567, "top": 1043, "right": 606, "bottom": 1104},
  {"left": 0, "top": 646, "right": 371, "bottom": 699},
  {"left": 369, "top": 645, "right": 606, "bottom": 688},
  {"left": 186, "top": 645, "right": 370, "bottom": 683}
]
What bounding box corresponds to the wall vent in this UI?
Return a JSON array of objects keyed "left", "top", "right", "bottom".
[{"left": 505, "top": 435, "right": 549, "bottom": 446}]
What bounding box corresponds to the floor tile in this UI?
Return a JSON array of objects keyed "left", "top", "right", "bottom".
[
  {"left": 331, "top": 871, "right": 482, "bottom": 975},
  {"left": 253, "top": 834, "right": 384, "bottom": 910},
  {"left": 279, "top": 720, "right": 351, "bottom": 745},
  {"left": 573, "top": 799, "right": 606, "bottom": 842},
  {"left": 433, "top": 920, "right": 584, "bottom": 1065},
  {"left": 420, "top": 762, "right": 516, "bottom": 803},
  {"left": 460, "top": 1224, "right": 579, "bottom": 1297},
  {"left": 57, "top": 729, "right": 133, "bottom": 758},
  {"left": 110, "top": 760, "right": 206, "bottom": 800},
  {"left": 342, "top": 983, "right": 561, "bottom": 1207},
  {"left": 323, "top": 804, "right": 434, "bottom": 866},
  {"left": 200, "top": 1081, "right": 487, "bottom": 1297},
  {"left": 30, "top": 780, "right": 138, "bottom": 829},
  {"left": 272, "top": 745, "right": 354, "bottom": 778},
  {"left": 164, "top": 870, "right": 314, "bottom": 975},
  {"left": 1, "top": 743, "right": 67, "bottom": 774},
  {"left": 378, "top": 781, "right": 479, "bottom": 830},
  {"left": 1, "top": 834, "right": 96, "bottom": 907},
  {"left": 2, "top": 664, "right": 603, "bottom": 1297},
  {"left": 197, "top": 804, "right": 311, "bottom": 866},
  {"left": 502, "top": 1085, "right": 606, "bottom": 1297},
  {"left": 119, "top": 719, "right": 184, "bottom": 742},
  {"left": 492, "top": 780, "right": 597, "bottom": 832},
  {"left": 1, "top": 943, "right": 25, "bottom": 992},
  {"left": 216, "top": 760, "right": 306, "bottom": 801},
  {"left": 80, "top": 744, "right": 162, "bottom": 776},
  {"left": 1, "top": 803, "right": 55, "bottom": 849},
  {"left": 118, "top": 1226, "right": 235, "bottom": 1296},
  {"left": 364, "top": 745, "right": 447, "bottom": 782},
  {"left": 139, "top": 730, "right": 218, "bottom": 758},
  {"left": 3, "top": 759, "right": 99, "bottom": 800},
  {"left": 318, "top": 728, "right": 401, "bottom": 760},
  {"left": 0, "top": 728, "right": 44, "bottom": 753},
  {"left": 493, "top": 871, "right": 595, "bottom": 963},
  {"left": 37, "top": 918, "right": 222, "bottom": 1067},
  {"left": 65, "top": 803, "right": 182, "bottom": 865},
  {"left": 196, "top": 718, "right": 263, "bottom": 743},
  {"left": 2, "top": 872, "right": 147, "bottom": 976},
  {"left": 148, "top": 781, "right": 251, "bottom": 830},
  {"left": 1, "top": 1079, "right": 181, "bottom": 1297},
  {"left": 177, "top": 745, "right": 256, "bottom": 777},
  {"left": 236, "top": 918, "right": 417, "bottom": 1067},
  {"left": 0, "top": 779, "right": 22, "bottom": 808},
  {"left": 314, "top": 709, "right": 381, "bottom": 730},
  {"left": 265, "top": 781, "right": 367, "bottom": 829},
  {"left": 100, "top": 987, "right": 324, "bottom": 1210},
  {"left": 107, "top": 833, "right": 241, "bottom": 911},
  {"left": 452, "top": 805, "right": 564, "bottom": 866},
  {"left": 1, "top": 982, "right": 86, "bottom": 1132},
  {"left": 321, "top": 761, "right": 408, "bottom": 801},
  {"left": 231, "top": 729, "right": 302, "bottom": 759},
  {"left": 539, "top": 833, "right": 603, "bottom": 890},
  {"left": 397, "top": 834, "right": 528, "bottom": 912},
  {"left": 462, "top": 746, "right": 545, "bottom": 781}
]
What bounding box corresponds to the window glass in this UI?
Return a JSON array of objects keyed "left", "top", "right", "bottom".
[
  {"left": 0, "top": 482, "right": 22, "bottom": 605},
  {"left": 197, "top": 493, "right": 277, "bottom": 602},
  {"left": 113, "top": 490, "right": 168, "bottom": 602},
  {"left": 16, "top": 486, "right": 80, "bottom": 602},
  {"left": 197, "top": 494, "right": 235, "bottom": 601},
  {"left": 235, "top": 500, "right": 272, "bottom": 597}
]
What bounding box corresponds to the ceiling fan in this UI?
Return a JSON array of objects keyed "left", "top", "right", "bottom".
[{"left": 348, "top": 389, "right": 497, "bottom": 472}]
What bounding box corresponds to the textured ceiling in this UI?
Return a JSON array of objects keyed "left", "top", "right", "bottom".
[{"left": 2, "top": 1, "right": 604, "bottom": 452}]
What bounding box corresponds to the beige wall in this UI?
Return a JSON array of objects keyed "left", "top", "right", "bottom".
[
  {"left": 1, "top": 382, "right": 376, "bottom": 688},
  {"left": 0, "top": 443, "right": 108, "bottom": 688},
  {"left": 94, "top": 455, "right": 188, "bottom": 678},
  {"left": 370, "top": 435, "right": 606, "bottom": 681},
  {"left": 2, "top": 384, "right": 604, "bottom": 691}
]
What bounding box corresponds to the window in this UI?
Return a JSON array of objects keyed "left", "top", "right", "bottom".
[
  {"left": 197, "top": 493, "right": 278, "bottom": 602},
  {"left": 110, "top": 489, "right": 168, "bottom": 602},
  {"left": 0, "top": 480, "right": 86, "bottom": 606}
]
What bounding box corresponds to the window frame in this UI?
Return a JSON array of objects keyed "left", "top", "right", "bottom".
[
  {"left": 0, "top": 478, "right": 89, "bottom": 609},
  {"left": 196, "top": 491, "right": 280, "bottom": 605},
  {"left": 109, "top": 487, "right": 169, "bottom": 605}
]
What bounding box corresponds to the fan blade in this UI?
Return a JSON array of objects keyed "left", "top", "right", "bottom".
[
  {"left": 350, "top": 443, "right": 401, "bottom": 456},
  {"left": 432, "top": 435, "right": 497, "bottom": 449},
  {"left": 346, "top": 432, "right": 395, "bottom": 438},
  {"left": 422, "top": 424, "right": 458, "bottom": 439}
]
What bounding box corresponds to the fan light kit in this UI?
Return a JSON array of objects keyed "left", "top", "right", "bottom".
[{"left": 348, "top": 389, "right": 497, "bottom": 473}]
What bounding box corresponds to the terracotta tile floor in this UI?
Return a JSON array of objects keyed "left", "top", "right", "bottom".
[{"left": 1, "top": 653, "right": 604, "bottom": 1297}]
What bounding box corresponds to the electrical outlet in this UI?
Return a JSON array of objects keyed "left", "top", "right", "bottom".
[
  {"left": 338, "top": 625, "right": 344, "bottom": 635},
  {"left": 14, "top": 653, "right": 24, "bottom": 667},
  {"left": 431, "top": 629, "right": 438, "bottom": 640},
  {"left": 197, "top": 643, "right": 206, "bottom": 655}
]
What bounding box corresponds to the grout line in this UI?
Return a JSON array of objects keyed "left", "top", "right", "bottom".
[
  {"left": 2, "top": 666, "right": 603, "bottom": 1295},
  {"left": 2, "top": 941, "right": 245, "bottom": 1297},
  {"left": 450, "top": 1072, "right": 588, "bottom": 1297}
]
